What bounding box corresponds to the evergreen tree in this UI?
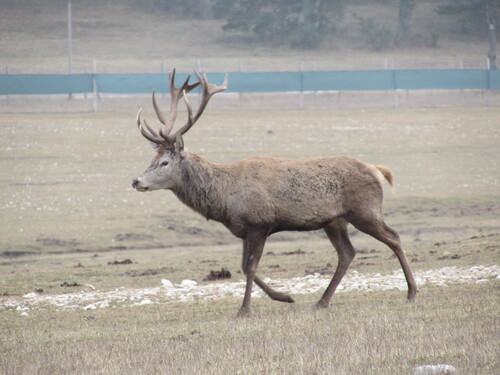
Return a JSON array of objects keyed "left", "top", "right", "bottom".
[
  {"left": 213, "top": 0, "right": 346, "bottom": 49},
  {"left": 399, "top": 0, "right": 416, "bottom": 33}
]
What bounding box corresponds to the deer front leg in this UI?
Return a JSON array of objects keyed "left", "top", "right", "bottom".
[{"left": 238, "top": 231, "right": 267, "bottom": 317}]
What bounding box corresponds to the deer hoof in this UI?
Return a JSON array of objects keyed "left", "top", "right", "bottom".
[
  {"left": 406, "top": 295, "right": 417, "bottom": 303},
  {"left": 406, "top": 288, "right": 419, "bottom": 303},
  {"left": 315, "top": 299, "right": 329, "bottom": 309},
  {"left": 236, "top": 307, "right": 251, "bottom": 318},
  {"left": 273, "top": 292, "right": 295, "bottom": 303}
]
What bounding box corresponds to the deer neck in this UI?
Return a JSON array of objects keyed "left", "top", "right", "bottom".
[{"left": 171, "top": 153, "right": 229, "bottom": 222}]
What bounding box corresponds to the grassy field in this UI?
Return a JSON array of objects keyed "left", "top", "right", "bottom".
[
  {"left": 1, "top": 284, "right": 498, "bottom": 374},
  {"left": 0, "top": 0, "right": 493, "bottom": 73},
  {"left": 0, "top": 107, "right": 499, "bottom": 373}
]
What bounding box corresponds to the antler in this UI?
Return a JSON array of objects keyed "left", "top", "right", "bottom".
[{"left": 136, "top": 69, "right": 228, "bottom": 147}]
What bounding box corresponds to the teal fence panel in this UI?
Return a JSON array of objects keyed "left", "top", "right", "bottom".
[
  {"left": 0, "top": 74, "right": 91, "bottom": 95},
  {"left": 489, "top": 70, "right": 500, "bottom": 89},
  {"left": 224, "top": 72, "right": 301, "bottom": 93},
  {"left": 1, "top": 70, "right": 499, "bottom": 95},
  {"left": 303, "top": 70, "right": 395, "bottom": 91},
  {"left": 95, "top": 74, "right": 168, "bottom": 94},
  {"left": 395, "top": 70, "right": 489, "bottom": 90}
]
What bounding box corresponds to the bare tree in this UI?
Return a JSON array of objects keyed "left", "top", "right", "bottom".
[
  {"left": 486, "top": 3, "right": 498, "bottom": 68},
  {"left": 437, "top": 0, "right": 499, "bottom": 69},
  {"left": 132, "top": 70, "right": 418, "bottom": 316}
]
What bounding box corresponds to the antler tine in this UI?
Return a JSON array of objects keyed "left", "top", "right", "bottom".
[
  {"left": 205, "top": 71, "right": 229, "bottom": 96},
  {"left": 167, "top": 70, "right": 227, "bottom": 141},
  {"left": 152, "top": 90, "right": 166, "bottom": 125},
  {"left": 192, "top": 70, "right": 228, "bottom": 124},
  {"left": 136, "top": 107, "right": 168, "bottom": 145},
  {"left": 158, "top": 69, "right": 201, "bottom": 142},
  {"left": 136, "top": 107, "right": 143, "bottom": 129},
  {"left": 137, "top": 68, "right": 223, "bottom": 147},
  {"left": 162, "top": 89, "right": 194, "bottom": 144}
]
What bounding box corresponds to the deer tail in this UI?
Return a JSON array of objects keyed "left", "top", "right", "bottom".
[{"left": 374, "top": 165, "right": 394, "bottom": 187}]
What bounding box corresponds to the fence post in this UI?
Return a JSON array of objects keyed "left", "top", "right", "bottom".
[
  {"left": 392, "top": 70, "right": 399, "bottom": 109},
  {"left": 312, "top": 60, "right": 318, "bottom": 98},
  {"left": 67, "top": 0, "right": 73, "bottom": 100},
  {"left": 4, "top": 66, "right": 9, "bottom": 105},
  {"left": 299, "top": 61, "right": 304, "bottom": 110},
  {"left": 160, "top": 62, "right": 165, "bottom": 98},
  {"left": 83, "top": 66, "right": 88, "bottom": 100},
  {"left": 486, "top": 68, "right": 491, "bottom": 106},
  {"left": 92, "top": 59, "right": 98, "bottom": 113},
  {"left": 238, "top": 63, "right": 244, "bottom": 104},
  {"left": 197, "top": 60, "right": 202, "bottom": 105}
]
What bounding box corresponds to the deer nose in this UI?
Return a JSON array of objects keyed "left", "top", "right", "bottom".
[{"left": 132, "top": 179, "right": 140, "bottom": 189}]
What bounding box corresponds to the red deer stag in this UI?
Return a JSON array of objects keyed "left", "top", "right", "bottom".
[{"left": 132, "top": 69, "right": 418, "bottom": 316}]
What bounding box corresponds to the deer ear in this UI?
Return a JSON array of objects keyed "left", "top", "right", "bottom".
[
  {"left": 149, "top": 141, "right": 162, "bottom": 151},
  {"left": 175, "top": 133, "right": 185, "bottom": 154}
]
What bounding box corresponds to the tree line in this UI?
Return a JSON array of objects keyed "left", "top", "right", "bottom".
[{"left": 147, "top": 0, "right": 499, "bottom": 67}]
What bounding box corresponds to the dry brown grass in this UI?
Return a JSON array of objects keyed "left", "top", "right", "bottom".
[
  {"left": 0, "top": 107, "right": 499, "bottom": 374},
  {"left": 0, "top": 108, "right": 499, "bottom": 293},
  {"left": 1, "top": 283, "right": 498, "bottom": 374}
]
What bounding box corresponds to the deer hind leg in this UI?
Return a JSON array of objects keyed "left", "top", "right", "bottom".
[
  {"left": 347, "top": 212, "right": 418, "bottom": 302},
  {"left": 316, "top": 219, "right": 356, "bottom": 309},
  {"left": 254, "top": 275, "right": 295, "bottom": 304}
]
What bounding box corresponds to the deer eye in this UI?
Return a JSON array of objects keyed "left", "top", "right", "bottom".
[{"left": 160, "top": 161, "right": 169, "bottom": 167}]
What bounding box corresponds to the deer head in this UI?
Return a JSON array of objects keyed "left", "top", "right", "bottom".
[{"left": 132, "top": 69, "right": 228, "bottom": 192}]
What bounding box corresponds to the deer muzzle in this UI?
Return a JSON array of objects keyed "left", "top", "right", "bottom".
[{"left": 132, "top": 178, "right": 149, "bottom": 192}]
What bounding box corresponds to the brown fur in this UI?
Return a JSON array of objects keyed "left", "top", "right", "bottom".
[
  {"left": 134, "top": 150, "right": 418, "bottom": 316},
  {"left": 172, "top": 154, "right": 384, "bottom": 238}
]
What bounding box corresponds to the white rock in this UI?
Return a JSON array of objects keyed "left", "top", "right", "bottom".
[
  {"left": 22, "top": 293, "right": 38, "bottom": 299},
  {"left": 20, "top": 311, "right": 30, "bottom": 317},
  {"left": 180, "top": 279, "right": 197, "bottom": 287},
  {"left": 84, "top": 304, "right": 97, "bottom": 310},
  {"left": 97, "top": 300, "right": 110, "bottom": 308},
  {"left": 475, "top": 279, "right": 488, "bottom": 284},
  {"left": 414, "top": 364, "right": 456, "bottom": 375},
  {"left": 161, "top": 279, "right": 174, "bottom": 287}
]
